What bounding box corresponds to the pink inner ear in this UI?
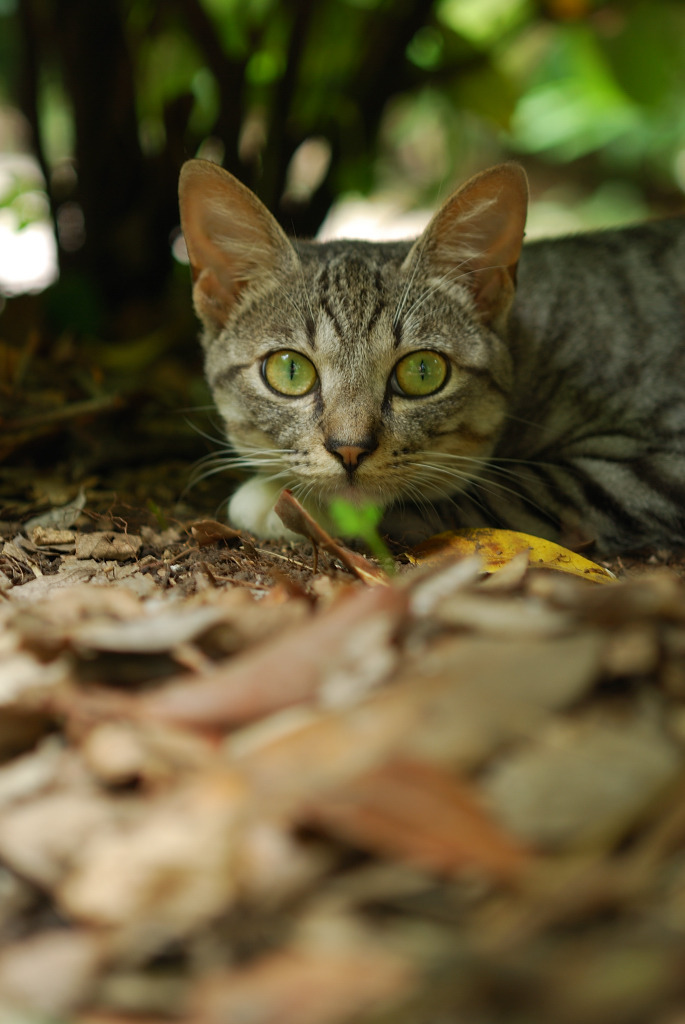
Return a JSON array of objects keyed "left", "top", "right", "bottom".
[
  {"left": 192, "top": 267, "right": 239, "bottom": 328},
  {"left": 179, "top": 159, "right": 298, "bottom": 327},
  {"left": 183, "top": 205, "right": 241, "bottom": 326},
  {"left": 438, "top": 166, "right": 527, "bottom": 272},
  {"left": 420, "top": 164, "right": 528, "bottom": 326}
]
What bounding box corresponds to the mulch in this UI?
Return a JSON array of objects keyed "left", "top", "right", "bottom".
[
  {"left": 3, "top": 300, "right": 685, "bottom": 1022},
  {"left": 2, "top": 487, "right": 685, "bottom": 1023}
]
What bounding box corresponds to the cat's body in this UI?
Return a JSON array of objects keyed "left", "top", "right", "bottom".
[
  {"left": 179, "top": 159, "right": 685, "bottom": 554},
  {"left": 445, "top": 218, "right": 685, "bottom": 551}
]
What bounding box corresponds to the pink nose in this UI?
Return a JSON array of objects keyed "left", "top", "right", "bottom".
[
  {"left": 325, "top": 437, "right": 378, "bottom": 470},
  {"left": 334, "top": 445, "right": 370, "bottom": 468}
]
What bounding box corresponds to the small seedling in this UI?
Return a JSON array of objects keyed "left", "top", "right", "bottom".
[
  {"left": 146, "top": 499, "right": 169, "bottom": 531},
  {"left": 328, "top": 498, "right": 396, "bottom": 573}
]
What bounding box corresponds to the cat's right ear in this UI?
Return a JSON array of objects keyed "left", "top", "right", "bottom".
[
  {"left": 405, "top": 163, "right": 528, "bottom": 330},
  {"left": 179, "top": 160, "right": 298, "bottom": 329}
]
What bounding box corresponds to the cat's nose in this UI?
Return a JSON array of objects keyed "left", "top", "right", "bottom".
[{"left": 326, "top": 437, "right": 378, "bottom": 470}]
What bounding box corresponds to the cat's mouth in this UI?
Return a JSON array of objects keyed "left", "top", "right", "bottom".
[
  {"left": 310, "top": 474, "right": 402, "bottom": 511},
  {"left": 327, "top": 479, "right": 376, "bottom": 503}
]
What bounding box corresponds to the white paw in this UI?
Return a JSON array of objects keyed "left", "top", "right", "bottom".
[{"left": 227, "top": 477, "right": 300, "bottom": 540}]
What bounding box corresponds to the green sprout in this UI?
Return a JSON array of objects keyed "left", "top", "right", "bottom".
[
  {"left": 146, "top": 499, "right": 169, "bottom": 531},
  {"left": 328, "top": 498, "right": 396, "bottom": 573}
]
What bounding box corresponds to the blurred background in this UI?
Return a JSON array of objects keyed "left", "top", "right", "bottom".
[{"left": 1, "top": 0, "right": 685, "bottom": 518}]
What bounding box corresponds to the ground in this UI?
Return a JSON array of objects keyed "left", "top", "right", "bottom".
[{"left": 3, "top": 302, "right": 685, "bottom": 1022}]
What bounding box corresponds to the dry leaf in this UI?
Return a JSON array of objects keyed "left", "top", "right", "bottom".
[
  {"left": 427, "top": 590, "right": 571, "bottom": 637},
  {"left": 75, "top": 532, "right": 142, "bottom": 562},
  {"left": 23, "top": 489, "right": 87, "bottom": 531},
  {"left": 484, "top": 712, "right": 682, "bottom": 850},
  {"left": 237, "top": 819, "right": 334, "bottom": 903},
  {"left": 70, "top": 605, "right": 236, "bottom": 655},
  {"left": 1, "top": 540, "right": 39, "bottom": 582},
  {"left": 59, "top": 773, "right": 248, "bottom": 938},
  {"left": 402, "top": 632, "right": 604, "bottom": 767},
  {"left": 191, "top": 943, "right": 414, "bottom": 1024},
  {"left": 274, "top": 489, "right": 388, "bottom": 585},
  {"left": 0, "top": 737, "right": 64, "bottom": 810},
  {"left": 306, "top": 757, "right": 529, "bottom": 880},
  {"left": 188, "top": 519, "right": 242, "bottom": 545},
  {"left": 7, "top": 565, "right": 100, "bottom": 601},
  {"left": 138, "top": 585, "right": 406, "bottom": 728},
  {"left": 30, "top": 526, "right": 76, "bottom": 547},
  {"left": 408, "top": 555, "right": 483, "bottom": 616},
  {"left": 230, "top": 694, "right": 421, "bottom": 809},
  {"left": 0, "top": 928, "right": 105, "bottom": 1016},
  {"left": 0, "top": 650, "right": 69, "bottom": 701},
  {"left": 81, "top": 720, "right": 213, "bottom": 787},
  {"left": 410, "top": 528, "right": 615, "bottom": 583},
  {"left": 0, "top": 651, "right": 68, "bottom": 759},
  {"left": 15, "top": 583, "right": 142, "bottom": 629},
  {"left": 0, "top": 788, "right": 133, "bottom": 889}
]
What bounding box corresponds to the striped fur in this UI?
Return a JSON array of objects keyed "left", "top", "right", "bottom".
[{"left": 179, "top": 160, "right": 685, "bottom": 553}]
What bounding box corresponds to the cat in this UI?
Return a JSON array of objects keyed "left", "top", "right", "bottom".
[{"left": 179, "top": 158, "right": 685, "bottom": 554}]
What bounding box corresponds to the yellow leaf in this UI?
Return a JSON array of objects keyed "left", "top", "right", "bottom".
[{"left": 408, "top": 528, "right": 615, "bottom": 584}]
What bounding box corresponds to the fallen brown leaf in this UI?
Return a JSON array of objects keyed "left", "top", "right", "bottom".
[
  {"left": 58, "top": 772, "right": 248, "bottom": 938},
  {"left": 191, "top": 943, "right": 414, "bottom": 1024},
  {"left": 30, "top": 526, "right": 76, "bottom": 547},
  {"left": 306, "top": 756, "right": 530, "bottom": 881},
  {"left": 188, "top": 519, "right": 242, "bottom": 546},
  {"left": 0, "top": 928, "right": 106, "bottom": 1017},
  {"left": 274, "top": 489, "right": 388, "bottom": 585},
  {"left": 75, "top": 531, "right": 143, "bottom": 561},
  {"left": 137, "top": 584, "right": 406, "bottom": 728},
  {"left": 484, "top": 711, "right": 682, "bottom": 850}
]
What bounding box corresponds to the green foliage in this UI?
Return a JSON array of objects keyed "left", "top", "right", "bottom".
[
  {"left": 137, "top": 29, "right": 214, "bottom": 150},
  {"left": 328, "top": 499, "right": 395, "bottom": 572},
  {"left": 147, "top": 498, "right": 169, "bottom": 531},
  {"left": 510, "top": 24, "right": 639, "bottom": 160},
  {"left": 437, "top": 0, "right": 532, "bottom": 49},
  {"left": 1, "top": 0, "right": 685, "bottom": 306},
  {"left": 0, "top": 175, "right": 49, "bottom": 230}
]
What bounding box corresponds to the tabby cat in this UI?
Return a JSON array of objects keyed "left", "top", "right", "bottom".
[{"left": 179, "top": 159, "right": 685, "bottom": 553}]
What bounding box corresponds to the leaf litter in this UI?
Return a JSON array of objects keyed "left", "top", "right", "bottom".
[{"left": 2, "top": 492, "right": 685, "bottom": 1021}]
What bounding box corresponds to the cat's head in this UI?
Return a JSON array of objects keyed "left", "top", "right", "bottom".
[{"left": 179, "top": 160, "right": 527, "bottom": 524}]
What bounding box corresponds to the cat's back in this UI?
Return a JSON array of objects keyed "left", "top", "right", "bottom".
[
  {"left": 513, "top": 215, "right": 685, "bottom": 343},
  {"left": 509, "top": 215, "right": 685, "bottom": 399},
  {"left": 473, "top": 214, "right": 685, "bottom": 552}
]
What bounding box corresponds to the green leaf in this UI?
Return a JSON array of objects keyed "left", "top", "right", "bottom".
[{"left": 328, "top": 498, "right": 395, "bottom": 573}]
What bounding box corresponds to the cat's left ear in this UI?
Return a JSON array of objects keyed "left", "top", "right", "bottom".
[
  {"left": 179, "top": 159, "right": 298, "bottom": 329},
  {"left": 405, "top": 163, "right": 528, "bottom": 329}
]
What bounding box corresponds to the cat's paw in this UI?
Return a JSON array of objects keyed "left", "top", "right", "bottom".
[{"left": 227, "top": 477, "right": 300, "bottom": 540}]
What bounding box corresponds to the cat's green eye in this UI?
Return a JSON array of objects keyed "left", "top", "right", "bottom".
[
  {"left": 393, "top": 350, "right": 448, "bottom": 396},
  {"left": 263, "top": 350, "right": 318, "bottom": 396}
]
